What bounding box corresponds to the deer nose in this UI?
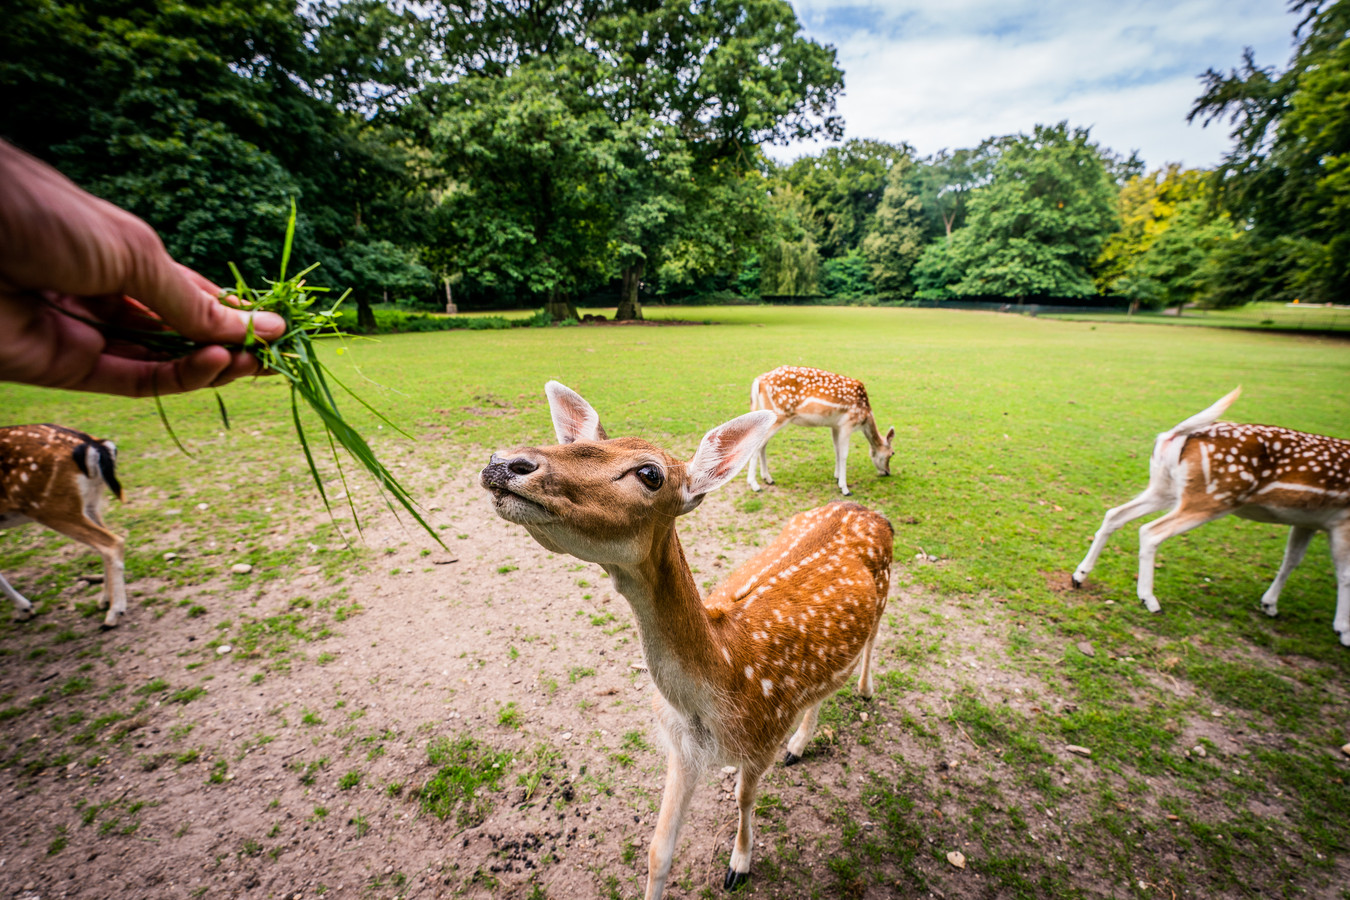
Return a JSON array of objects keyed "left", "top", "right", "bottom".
[{"left": 481, "top": 453, "right": 539, "bottom": 490}]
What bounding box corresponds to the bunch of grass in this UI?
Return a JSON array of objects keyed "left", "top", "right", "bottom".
[{"left": 75, "top": 203, "right": 444, "bottom": 548}]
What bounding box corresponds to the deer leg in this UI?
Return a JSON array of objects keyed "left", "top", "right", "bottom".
[
  {"left": 646, "top": 750, "right": 699, "bottom": 900},
  {"left": 37, "top": 515, "right": 126, "bottom": 627},
  {"left": 747, "top": 418, "right": 788, "bottom": 491},
  {"left": 0, "top": 572, "right": 34, "bottom": 620},
  {"left": 1261, "top": 526, "right": 1315, "bottom": 617},
  {"left": 784, "top": 701, "right": 822, "bottom": 766},
  {"left": 1073, "top": 487, "right": 1172, "bottom": 587},
  {"left": 856, "top": 632, "right": 878, "bottom": 699},
  {"left": 1328, "top": 524, "right": 1350, "bottom": 646},
  {"left": 1136, "top": 505, "right": 1228, "bottom": 613},
  {"left": 832, "top": 425, "right": 853, "bottom": 495},
  {"left": 725, "top": 762, "right": 766, "bottom": 891}
]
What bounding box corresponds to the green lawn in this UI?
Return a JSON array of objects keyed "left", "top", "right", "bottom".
[
  {"left": 3, "top": 305, "right": 1348, "bottom": 897},
  {"left": 4, "top": 304, "right": 1348, "bottom": 652},
  {"left": 1046, "top": 299, "right": 1350, "bottom": 334}
]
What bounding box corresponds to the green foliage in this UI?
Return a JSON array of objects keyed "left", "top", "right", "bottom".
[
  {"left": 1190, "top": 1, "right": 1350, "bottom": 301},
  {"left": 341, "top": 240, "right": 436, "bottom": 328},
  {"left": 931, "top": 123, "right": 1121, "bottom": 299},
  {"left": 861, "top": 157, "right": 926, "bottom": 298},
  {"left": 908, "top": 145, "right": 996, "bottom": 241},
  {"left": 784, "top": 139, "right": 911, "bottom": 257},
  {"left": 758, "top": 185, "right": 820, "bottom": 296},
  {"left": 0, "top": 0, "right": 430, "bottom": 289},
  {"left": 427, "top": 0, "right": 843, "bottom": 313},
  {"left": 1095, "top": 166, "right": 1242, "bottom": 309},
  {"left": 819, "top": 248, "right": 874, "bottom": 297}
]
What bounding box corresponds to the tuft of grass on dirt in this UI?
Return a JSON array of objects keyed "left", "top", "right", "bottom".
[{"left": 415, "top": 734, "right": 512, "bottom": 827}]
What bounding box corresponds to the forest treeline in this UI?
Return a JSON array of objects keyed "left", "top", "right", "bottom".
[{"left": 2, "top": 0, "right": 1346, "bottom": 322}]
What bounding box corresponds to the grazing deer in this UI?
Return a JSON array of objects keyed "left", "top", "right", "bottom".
[
  {"left": 0, "top": 424, "right": 127, "bottom": 627},
  {"left": 746, "top": 366, "right": 895, "bottom": 495},
  {"left": 1072, "top": 388, "right": 1350, "bottom": 645},
  {"left": 481, "top": 383, "right": 894, "bottom": 898}
]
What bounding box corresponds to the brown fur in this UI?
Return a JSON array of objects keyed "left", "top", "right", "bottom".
[{"left": 0, "top": 424, "right": 128, "bottom": 626}]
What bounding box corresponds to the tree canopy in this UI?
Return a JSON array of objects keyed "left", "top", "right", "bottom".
[{"left": 3, "top": 0, "right": 1344, "bottom": 317}]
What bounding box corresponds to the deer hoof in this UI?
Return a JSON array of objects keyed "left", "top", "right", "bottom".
[
  {"left": 724, "top": 868, "right": 750, "bottom": 891},
  {"left": 1070, "top": 575, "right": 1083, "bottom": 589},
  {"left": 782, "top": 751, "right": 801, "bottom": 767},
  {"left": 840, "top": 489, "right": 852, "bottom": 497}
]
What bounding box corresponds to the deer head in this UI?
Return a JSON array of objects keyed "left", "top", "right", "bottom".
[
  {"left": 871, "top": 426, "right": 896, "bottom": 476},
  {"left": 481, "top": 382, "right": 774, "bottom": 567}
]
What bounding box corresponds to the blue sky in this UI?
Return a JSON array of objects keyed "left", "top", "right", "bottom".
[{"left": 773, "top": 0, "right": 1301, "bottom": 169}]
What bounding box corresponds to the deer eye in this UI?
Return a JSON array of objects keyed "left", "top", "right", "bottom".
[{"left": 635, "top": 464, "right": 665, "bottom": 491}]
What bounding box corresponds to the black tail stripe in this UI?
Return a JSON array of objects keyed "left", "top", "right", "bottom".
[{"left": 97, "top": 444, "right": 122, "bottom": 500}]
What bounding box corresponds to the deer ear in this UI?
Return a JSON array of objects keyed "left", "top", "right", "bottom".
[
  {"left": 885, "top": 426, "right": 895, "bottom": 446},
  {"left": 545, "top": 381, "right": 607, "bottom": 444},
  {"left": 680, "top": 411, "right": 776, "bottom": 513}
]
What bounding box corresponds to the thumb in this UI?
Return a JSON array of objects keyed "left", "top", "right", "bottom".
[{"left": 124, "top": 236, "right": 285, "bottom": 345}]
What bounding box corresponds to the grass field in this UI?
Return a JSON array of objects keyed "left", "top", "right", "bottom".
[
  {"left": 1045, "top": 300, "right": 1350, "bottom": 335},
  {"left": 2, "top": 305, "right": 1348, "bottom": 898}
]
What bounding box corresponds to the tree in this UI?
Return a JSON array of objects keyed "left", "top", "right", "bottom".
[
  {"left": 929, "top": 123, "right": 1120, "bottom": 299},
  {"left": 1190, "top": 0, "right": 1350, "bottom": 301},
  {"left": 861, "top": 157, "right": 926, "bottom": 297},
  {"left": 342, "top": 240, "right": 435, "bottom": 331},
  {"left": 0, "top": 0, "right": 434, "bottom": 292},
  {"left": 1096, "top": 166, "right": 1240, "bottom": 311},
  {"left": 820, "top": 249, "right": 873, "bottom": 297},
  {"left": 909, "top": 146, "right": 996, "bottom": 242},
  {"left": 425, "top": 0, "right": 843, "bottom": 319},
  {"left": 429, "top": 52, "right": 619, "bottom": 321},
  {"left": 758, "top": 185, "right": 820, "bottom": 296},
  {"left": 593, "top": 0, "right": 845, "bottom": 318},
  {"left": 784, "top": 139, "right": 910, "bottom": 259},
  {"left": 656, "top": 160, "right": 778, "bottom": 297}
]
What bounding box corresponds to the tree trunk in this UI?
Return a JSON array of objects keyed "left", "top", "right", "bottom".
[
  {"left": 615, "top": 259, "right": 645, "bottom": 320},
  {"left": 444, "top": 278, "right": 457, "bottom": 314},
  {"left": 545, "top": 287, "right": 579, "bottom": 323},
  {"left": 356, "top": 293, "right": 376, "bottom": 333}
]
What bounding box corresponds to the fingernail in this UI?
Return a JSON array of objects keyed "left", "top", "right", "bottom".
[{"left": 244, "top": 310, "right": 286, "bottom": 337}]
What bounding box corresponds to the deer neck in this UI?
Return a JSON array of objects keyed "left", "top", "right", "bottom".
[
  {"left": 859, "top": 413, "right": 884, "bottom": 451},
  {"left": 601, "top": 525, "right": 719, "bottom": 718}
]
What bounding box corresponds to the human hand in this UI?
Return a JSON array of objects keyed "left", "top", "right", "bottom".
[{"left": 0, "top": 140, "right": 286, "bottom": 397}]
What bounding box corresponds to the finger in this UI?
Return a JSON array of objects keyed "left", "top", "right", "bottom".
[
  {"left": 122, "top": 241, "right": 285, "bottom": 344},
  {"left": 209, "top": 350, "right": 271, "bottom": 388},
  {"left": 73, "top": 346, "right": 233, "bottom": 397}
]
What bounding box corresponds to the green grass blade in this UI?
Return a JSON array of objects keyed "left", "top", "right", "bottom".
[
  {"left": 214, "top": 391, "right": 231, "bottom": 430},
  {"left": 280, "top": 199, "right": 297, "bottom": 282}
]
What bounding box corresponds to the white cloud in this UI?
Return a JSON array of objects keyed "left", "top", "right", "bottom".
[{"left": 773, "top": 0, "right": 1299, "bottom": 169}]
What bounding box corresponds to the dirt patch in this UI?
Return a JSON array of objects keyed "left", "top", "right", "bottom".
[{"left": 0, "top": 465, "right": 1346, "bottom": 899}]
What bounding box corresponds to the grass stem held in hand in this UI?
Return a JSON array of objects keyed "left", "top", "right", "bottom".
[
  {"left": 66, "top": 201, "right": 445, "bottom": 549},
  {"left": 220, "top": 202, "right": 445, "bottom": 548}
]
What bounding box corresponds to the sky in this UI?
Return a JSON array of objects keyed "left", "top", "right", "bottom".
[{"left": 772, "top": 0, "right": 1301, "bottom": 169}]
